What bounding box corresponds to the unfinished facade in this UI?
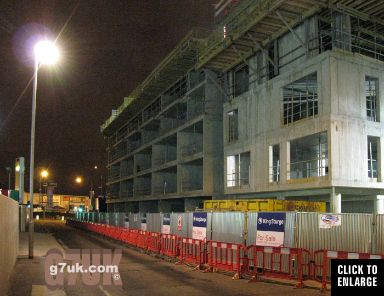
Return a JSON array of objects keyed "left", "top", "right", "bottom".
[{"left": 102, "top": 0, "right": 384, "bottom": 213}]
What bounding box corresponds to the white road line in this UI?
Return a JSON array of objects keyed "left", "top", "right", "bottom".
[
  {"left": 99, "top": 285, "right": 113, "bottom": 296},
  {"left": 56, "top": 239, "right": 69, "bottom": 250},
  {"left": 31, "top": 285, "right": 66, "bottom": 296}
]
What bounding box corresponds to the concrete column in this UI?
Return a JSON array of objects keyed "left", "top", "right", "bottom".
[
  {"left": 280, "top": 141, "right": 290, "bottom": 184},
  {"left": 332, "top": 12, "right": 351, "bottom": 51},
  {"left": 330, "top": 187, "right": 341, "bottom": 213},
  {"left": 374, "top": 195, "right": 384, "bottom": 214}
]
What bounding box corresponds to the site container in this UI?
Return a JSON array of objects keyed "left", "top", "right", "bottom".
[{"left": 204, "top": 199, "right": 325, "bottom": 212}]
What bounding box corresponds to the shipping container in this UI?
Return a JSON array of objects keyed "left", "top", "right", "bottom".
[{"left": 204, "top": 199, "right": 325, "bottom": 212}]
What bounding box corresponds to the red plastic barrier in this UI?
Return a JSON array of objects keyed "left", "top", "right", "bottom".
[
  {"left": 160, "top": 234, "right": 179, "bottom": 258},
  {"left": 207, "top": 241, "right": 245, "bottom": 275},
  {"left": 147, "top": 232, "right": 161, "bottom": 253},
  {"left": 245, "top": 245, "right": 310, "bottom": 288},
  {"left": 178, "top": 238, "right": 205, "bottom": 267},
  {"left": 313, "top": 250, "right": 384, "bottom": 290},
  {"left": 127, "top": 229, "right": 139, "bottom": 245},
  {"left": 136, "top": 231, "right": 149, "bottom": 249}
]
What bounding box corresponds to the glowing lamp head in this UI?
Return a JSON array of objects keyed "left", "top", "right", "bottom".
[
  {"left": 41, "top": 170, "right": 48, "bottom": 178},
  {"left": 34, "top": 40, "right": 59, "bottom": 65},
  {"left": 75, "top": 177, "right": 82, "bottom": 184},
  {"left": 15, "top": 165, "right": 20, "bottom": 172}
]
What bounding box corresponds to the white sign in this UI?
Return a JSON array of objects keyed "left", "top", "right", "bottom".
[
  {"left": 319, "top": 214, "right": 342, "bottom": 229},
  {"left": 256, "top": 213, "right": 286, "bottom": 247},
  {"left": 177, "top": 215, "right": 182, "bottom": 231},
  {"left": 192, "top": 212, "right": 207, "bottom": 241},
  {"left": 141, "top": 223, "right": 147, "bottom": 231},
  {"left": 162, "top": 214, "right": 171, "bottom": 234}
]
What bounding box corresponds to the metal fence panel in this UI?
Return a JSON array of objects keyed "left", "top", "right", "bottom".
[
  {"left": 170, "top": 212, "right": 189, "bottom": 237},
  {"left": 375, "top": 214, "right": 384, "bottom": 254},
  {"left": 296, "top": 212, "right": 373, "bottom": 253},
  {"left": 247, "top": 212, "right": 258, "bottom": 246},
  {"left": 128, "top": 213, "right": 141, "bottom": 229},
  {"left": 147, "top": 213, "right": 162, "bottom": 232},
  {"left": 211, "top": 212, "right": 244, "bottom": 244}
]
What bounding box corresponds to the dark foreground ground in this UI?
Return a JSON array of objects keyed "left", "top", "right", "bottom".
[{"left": 7, "top": 220, "right": 328, "bottom": 296}]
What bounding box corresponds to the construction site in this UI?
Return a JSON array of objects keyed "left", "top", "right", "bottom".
[{"left": 101, "top": 0, "right": 384, "bottom": 214}]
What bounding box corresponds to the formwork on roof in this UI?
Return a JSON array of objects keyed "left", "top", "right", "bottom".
[{"left": 197, "top": 0, "right": 384, "bottom": 72}]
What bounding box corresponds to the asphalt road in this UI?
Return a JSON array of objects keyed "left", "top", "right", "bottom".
[{"left": 8, "top": 220, "right": 327, "bottom": 296}]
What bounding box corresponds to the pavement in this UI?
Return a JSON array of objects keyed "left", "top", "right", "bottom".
[{"left": 7, "top": 220, "right": 330, "bottom": 296}]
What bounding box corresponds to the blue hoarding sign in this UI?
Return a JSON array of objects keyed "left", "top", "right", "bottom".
[
  {"left": 256, "top": 212, "right": 286, "bottom": 247},
  {"left": 192, "top": 212, "right": 207, "bottom": 240},
  {"left": 193, "top": 212, "right": 207, "bottom": 227}
]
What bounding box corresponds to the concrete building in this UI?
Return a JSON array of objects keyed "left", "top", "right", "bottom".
[{"left": 102, "top": 0, "right": 384, "bottom": 213}]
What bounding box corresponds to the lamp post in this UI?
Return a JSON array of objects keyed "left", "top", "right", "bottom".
[
  {"left": 28, "top": 40, "right": 59, "bottom": 259},
  {"left": 39, "top": 169, "right": 48, "bottom": 205}
]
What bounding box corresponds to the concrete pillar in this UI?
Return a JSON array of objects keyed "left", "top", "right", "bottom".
[
  {"left": 330, "top": 187, "right": 341, "bottom": 213},
  {"left": 332, "top": 12, "right": 351, "bottom": 51},
  {"left": 374, "top": 195, "right": 384, "bottom": 214},
  {"left": 280, "top": 141, "right": 290, "bottom": 184}
]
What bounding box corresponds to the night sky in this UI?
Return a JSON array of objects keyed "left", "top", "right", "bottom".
[{"left": 0, "top": 1, "right": 215, "bottom": 195}]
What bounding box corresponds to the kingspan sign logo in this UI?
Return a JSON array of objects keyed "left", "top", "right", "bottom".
[{"left": 192, "top": 212, "right": 207, "bottom": 227}]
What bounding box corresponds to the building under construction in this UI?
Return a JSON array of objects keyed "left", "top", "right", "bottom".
[{"left": 101, "top": 0, "right": 384, "bottom": 213}]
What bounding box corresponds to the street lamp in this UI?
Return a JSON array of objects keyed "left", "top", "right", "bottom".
[
  {"left": 75, "top": 177, "right": 82, "bottom": 184},
  {"left": 28, "top": 40, "right": 59, "bottom": 259},
  {"left": 39, "top": 169, "right": 49, "bottom": 205}
]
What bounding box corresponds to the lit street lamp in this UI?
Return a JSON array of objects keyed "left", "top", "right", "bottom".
[
  {"left": 39, "top": 169, "right": 48, "bottom": 205},
  {"left": 28, "top": 40, "right": 59, "bottom": 259},
  {"left": 75, "top": 177, "right": 82, "bottom": 184}
]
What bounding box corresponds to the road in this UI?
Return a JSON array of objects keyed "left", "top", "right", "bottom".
[{"left": 8, "top": 220, "right": 327, "bottom": 296}]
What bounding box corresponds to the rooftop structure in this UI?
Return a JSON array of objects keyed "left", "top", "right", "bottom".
[{"left": 102, "top": 0, "right": 384, "bottom": 213}]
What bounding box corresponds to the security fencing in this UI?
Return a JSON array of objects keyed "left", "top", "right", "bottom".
[{"left": 76, "top": 211, "right": 384, "bottom": 254}]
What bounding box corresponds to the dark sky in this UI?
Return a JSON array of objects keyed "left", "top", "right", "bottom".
[{"left": 0, "top": 0, "right": 215, "bottom": 195}]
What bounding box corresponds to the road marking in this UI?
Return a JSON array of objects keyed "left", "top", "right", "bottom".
[
  {"left": 99, "top": 285, "right": 113, "bottom": 296},
  {"left": 31, "top": 285, "right": 66, "bottom": 296}
]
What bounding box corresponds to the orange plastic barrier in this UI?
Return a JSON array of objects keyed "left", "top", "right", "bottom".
[
  {"left": 160, "top": 234, "right": 179, "bottom": 257},
  {"left": 313, "top": 249, "right": 384, "bottom": 290},
  {"left": 136, "top": 230, "right": 149, "bottom": 249},
  {"left": 178, "top": 238, "right": 205, "bottom": 267},
  {"left": 244, "top": 245, "right": 310, "bottom": 288},
  {"left": 147, "top": 232, "right": 161, "bottom": 253},
  {"left": 206, "top": 241, "right": 245, "bottom": 275}
]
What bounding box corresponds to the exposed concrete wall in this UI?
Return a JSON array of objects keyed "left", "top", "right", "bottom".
[
  {"left": 0, "top": 194, "right": 19, "bottom": 296},
  {"left": 224, "top": 49, "right": 384, "bottom": 201}
]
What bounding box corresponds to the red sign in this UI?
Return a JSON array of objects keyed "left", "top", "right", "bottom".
[{"left": 177, "top": 215, "right": 182, "bottom": 231}]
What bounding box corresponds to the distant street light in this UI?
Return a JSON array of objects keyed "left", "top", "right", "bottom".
[
  {"left": 75, "top": 177, "right": 82, "bottom": 184},
  {"left": 39, "top": 169, "right": 49, "bottom": 205},
  {"left": 28, "top": 40, "right": 59, "bottom": 259}
]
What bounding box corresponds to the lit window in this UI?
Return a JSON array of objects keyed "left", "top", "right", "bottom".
[
  {"left": 366, "top": 76, "right": 379, "bottom": 122},
  {"left": 227, "top": 109, "right": 238, "bottom": 143},
  {"left": 226, "top": 152, "right": 250, "bottom": 187},
  {"left": 368, "top": 136, "right": 379, "bottom": 179}
]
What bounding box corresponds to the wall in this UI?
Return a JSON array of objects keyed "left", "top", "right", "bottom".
[
  {"left": 223, "top": 49, "right": 384, "bottom": 198},
  {"left": 0, "top": 194, "right": 19, "bottom": 296}
]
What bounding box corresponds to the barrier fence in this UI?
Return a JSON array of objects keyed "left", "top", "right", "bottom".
[
  {"left": 76, "top": 211, "right": 384, "bottom": 255},
  {"left": 67, "top": 219, "right": 384, "bottom": 290}
]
